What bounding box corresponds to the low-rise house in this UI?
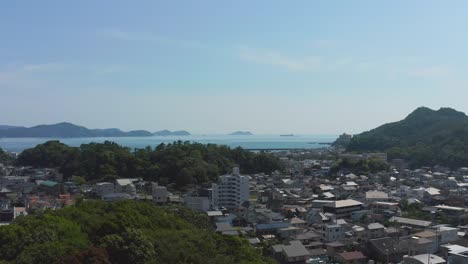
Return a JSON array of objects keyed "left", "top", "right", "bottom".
[
  {"left": 315, "top": 184, "right": 334, "bottom": 194},
  {"left": 400, "top": 236, "right": 434, "bottom": 255},
  {"left": 321, "top": 192, "right": 335, "bottom": 200},
  {"left": 412, "top": 230, "right": 439, "bottom": 253},
  {"left": 37, "top": 180, "right": 61, "bottom": 196},
  {"left": 0, "top": 207, "right": 14, "bottom": 223},
  {"left": 350, "top": 210, "right": 372, "bottom": 221},
  {"left": 350, "top": 225, "right": 366, "bottom": 243},
  {"left": 206, "top": 210, "right": 224, "bottom": 222},
  {"left": 337, "top": 185, "right": 357, "bottom": 197},
  {"left": 368, "top": 237, "right": 407, "bottom": 263},
  {"left": 402, "top": 254, "right": 446, "bottom": 264},
  {"left": 310, "top": 200, "right": 334, "bottom": 209},
  {"left": 365, "top": 191, "right": 389, "bottom": 203},
  {"left": 389, "top": 217, "right": 432, "bottom": 230},
  {"left": 437, "top": 226, "right": 459, "bottom": 244},
  {"left": 423, "top": 187, "right": 441, "bottom": 203},
  {"left": 294, "top": 231, "right": 321, "bottom": 246},
  {"left": 434, "top": 205, "right": 468, "bottom": 222},
  {"left": 215, "top": 222, "right": 239, "bottom": 236},
  {"left": 94, "top": 182, "right": 114, "bottom": 197},
  {"left": 372, "top": 201, "right": 400, "bottom": 214},
  {"left": 322, "top": 223, "right": 345, "bottom": 242},
  {"left": 278, "top": 226, "right": 304, "bottom": 239},
  {"left": 336, "top": 251, "right": 366, "bottom": 264},
  {"left": 323, "top": 199, "right": 363, "bottom": 219},
  {"left": 13, "top": 207, "right": 27, "bottom": 218},
  {"left": 271, "top": 240, "right": 311, "bottom": 264},
  {"left": 289, "top": 217, "right": 307, "bottom": 228},
  {"left": 247, "top": 207, "right": 284, "bottom": 224},
  {"left": 115, "top": 179, "right": 137, "bottom": 196},
  {"left": 307, "top": 208, "right": 331, "bottom": 225},
  {"left": 325, "top": 242, "right": 345, "bottom": 257},
  {"left": 281, "top": 179, "right": 303, "bottom": 189},
  {"left": 152, "top": 184, "right": 167, "bottom": 204},
  {"left": 185, "top": 196, "right": 210, "bottom": 212},
  {"left": 102, "top": 193, "right": 132, "bottom": 202},
  {"left": 256, "top": 222, "right": 291, "bottom": 235},
  {"left": 440, "top": 244, "right": 468, "bottom": 264},
  {"left": 367, "top": 223, "right": 386, "bottom": 240}
]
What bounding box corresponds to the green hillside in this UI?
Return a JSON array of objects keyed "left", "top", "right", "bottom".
[
  {"left": 0, "top": 200, "right": 276, "bottom": 264},
  {"left": 346, "top": 107, "right": 468, "bottom": 168},
  {"left": 17, "top": 140, "right": 283, "bottom": 187}
]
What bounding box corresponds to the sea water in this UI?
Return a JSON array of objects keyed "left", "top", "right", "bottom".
[{"left": 0, "top": 134, "right": 338, "bottom": 153}]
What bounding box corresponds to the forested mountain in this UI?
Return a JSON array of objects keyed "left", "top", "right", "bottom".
[
  {"left": 0, "top": 200, "right": 276, "bottom": 264},
  {"left": 0, "top": 122, "right": 154, "bottom": 138},
  {"left": 17, "top": 140, "right": 283, "bottom": 186},
  {"left": 0, "top": 122, "right": 191, "bottom": 138},
  {"left": 346, "top": 107, "right": 468, "bottom": 168}
]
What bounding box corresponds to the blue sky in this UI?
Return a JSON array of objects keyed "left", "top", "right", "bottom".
[{"left": 1, "top": 1, "right": 468, "bottom": 134}]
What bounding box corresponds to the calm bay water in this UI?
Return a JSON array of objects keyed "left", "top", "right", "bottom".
[{"left": 0, "top": 134, "right": 338, "bottom": 153}]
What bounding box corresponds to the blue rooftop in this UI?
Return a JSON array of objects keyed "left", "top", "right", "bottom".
[{"left": 256, "top": 222, "right": 290, "bottom": 230}]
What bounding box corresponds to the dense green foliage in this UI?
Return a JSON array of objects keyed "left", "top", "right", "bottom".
[
  {"left": 347, "top": 107, "right": 468, "bottom": 168},
  {"left": 0, "top": 200, "right": 276, "bottom": 264},
  {"left": 17, "top": 140, "right": 283, "bottom": 186},
  {"left": 0, "top": 148, "right": 14, "bottom": 164},
  {"left": 330, "top": 158, "right": 390, "bottom": 175}
]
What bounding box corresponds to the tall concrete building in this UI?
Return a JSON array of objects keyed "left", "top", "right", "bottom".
[{"left": 211, "top": 167, "right": 249, "bottom": 209}]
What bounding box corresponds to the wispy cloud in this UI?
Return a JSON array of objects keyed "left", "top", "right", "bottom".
[
  {"left": 408, "top": 65, "right": 452, "bottom": 78},
  {"left": 0, "top": 62, "right": 66, "bottom": 85},
  {"left": 91, "top": 65, "right": 128, "bottom": 75},
  {"left": 238, "top": 46, "right": 374, "bottom": 73},
  {"left": 238, "top": 46, "right": 463, "bottom": 83},
  {"left": 22, "top": 62, "right": 68, "bottom": 72},
  {"left": 99, "top": 29, "right": 133, "bottom": 41},
  {"left": 0, "top": 62, "right": 131, "bottom": 90},
  {"left": 99, "top": 28, "right": 204, "bottom": 49},
  {"left": 239, "top": 47, "right": 322, "bottom": 72}
]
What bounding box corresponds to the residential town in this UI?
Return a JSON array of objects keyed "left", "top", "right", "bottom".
[{"left": 2, "top": 148, "right": 468, "bottom": 264}]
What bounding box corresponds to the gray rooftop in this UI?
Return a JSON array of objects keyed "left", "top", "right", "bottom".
[
  {"left": 390, "top": 216, "right": 431, "bottom": 227},
  {"left": 281, "top": 241, "right": 311, "bottom": 258}
]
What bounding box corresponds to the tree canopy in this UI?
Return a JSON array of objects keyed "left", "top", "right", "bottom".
[
  {"left": 0, "top": 148, "right": 14, "bottom": 164},
  {"left": 0, "top": 200, "right": 276, "bottom": 264},
  {"left": 17, "top": 141, "right": 283, "bottom": 187},
  {"left": 330, "top": 158, "right": 390, "bottom": 176}
]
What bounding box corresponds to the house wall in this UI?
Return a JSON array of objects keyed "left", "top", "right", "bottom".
[{"left": 440, "top": 229, "right": 459, "bottom": 244}]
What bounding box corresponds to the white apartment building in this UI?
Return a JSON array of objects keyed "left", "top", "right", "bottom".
[
  {"left": 211, "top": 167, "right": 249, "bottom": 209},
  {"left": 152, "top": 183, "right": 168, "bottom": 204}
]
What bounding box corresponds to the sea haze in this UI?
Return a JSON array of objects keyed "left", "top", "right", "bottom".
[{"left": 0, "top": 134, "right": 338, "bottom": 153}]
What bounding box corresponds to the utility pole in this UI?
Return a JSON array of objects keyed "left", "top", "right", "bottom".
[{"left": 428, "top": 210, "right": 437, "bottom": 264}]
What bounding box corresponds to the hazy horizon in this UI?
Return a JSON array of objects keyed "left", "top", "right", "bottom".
[
  {"left": 0, "top": 106, "right": 451, "bottom": 135},
  {"left": 2, "top": 1, "right": 468, "bottom": 134}
]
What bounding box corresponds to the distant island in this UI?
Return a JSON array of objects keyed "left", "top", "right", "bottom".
[
  {"left": 343, "top": 107, "right": 468, "bottom": 168},
  {"left": 229, "top": 131, "right": 253, "bottom": 136},
  {"left": 280, "top": 134, "right": 294, "bottom": 137},
  {"left": 0, "top": 125, "right": 24, "bottom": 130},
  {"left": 0, "top": 122, "right": 191, "bottom": 138},
  {"left": 153, "top": 130, "right": 191, "bottom": 136}
]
